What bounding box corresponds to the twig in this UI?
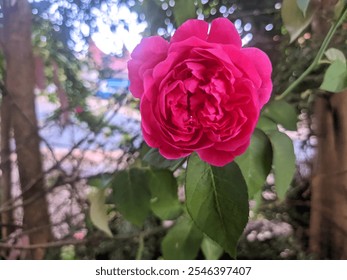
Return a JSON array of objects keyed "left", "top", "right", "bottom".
[
  {"left": 0, "top": 226, "right": 166, "bottom": 250},
  {"left": 276, "top": 7, "right": 347, "bottom": 100},
  {"left": 135, "top": 233, "right": 144, "bottom": 260},
  {"left": 0, "top": 238, "right": 87, "bottom": 250}
]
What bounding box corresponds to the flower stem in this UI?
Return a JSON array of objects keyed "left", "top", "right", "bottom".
[
  {"left": 135, "top": 233, "right": 144, "bottom": 260},
  {"left": 276, "top": 7, "right": 347, "bottom": 101}
]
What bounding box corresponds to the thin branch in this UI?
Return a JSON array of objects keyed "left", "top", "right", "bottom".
[
  {"left": 0, "top": 226, "right": 166, "bottom": 250},
  {"left": 0, "top": 223, "right": 23, "bottom": 229},
  {"left": 0, "top": 238, "right": 87, "bottom": 250},
  {"left": 0, "top": 98, "right": 127, "bottom": 214},
  {"left": 276, "top": 7, "right": 347, "bottom": 100}
]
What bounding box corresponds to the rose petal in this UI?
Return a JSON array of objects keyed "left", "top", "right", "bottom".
[
  {"left": 130, "top": 18, "right": 272, "bottom": 167},
  {"left": 223, "top": 45, "right": 262, "bottom": 89},
  {"left": 140, "top": 97, "right": 161, "bottom": 147},
  {"left": 197, "top": 140, "right": 250, "bottom": 166},
  {"left": 241, "top": 48, "right": 273, "bottom": 106},
  {"left": 128, "top": 36, "right": 168, "bottom": 98},
  {"left": 153, "top": 52, "right": 181, "bottom": 81},
  {"left": 127, "top": 60, "right": 144, "bottom": 98},
  {"left": 158, "top": 143, "right": 192, "bottom": 160},
  {"left": 208, "top": 18, "right": 242, "bottom": 48},
  {"left": 171, "top": 19, "right": 209, "bottom": 43},
  {"left": 196, "top": 148, "right": 234, "bottom": 166},
  {"left": 131, "top": 36, "right": 169, "bottom": 60}
]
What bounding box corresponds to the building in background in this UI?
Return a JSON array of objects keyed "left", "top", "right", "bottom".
[{"left": 89, "top": 41, "right": 130, "bottom": 99}]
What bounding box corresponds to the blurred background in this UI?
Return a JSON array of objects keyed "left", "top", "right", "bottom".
[{"left": 0, "top": 0, "right": 346, "bottom": 260}]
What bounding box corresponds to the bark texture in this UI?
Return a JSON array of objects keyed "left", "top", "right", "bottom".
[
  {"left": 2, "top": 0, "right": 52, "bottom": 259},
  {"left": 0, "top": 94, "right": 14, "bottom": 240},
  {"left": 310, "top": 92, "right": 347, "bottom": 259}
]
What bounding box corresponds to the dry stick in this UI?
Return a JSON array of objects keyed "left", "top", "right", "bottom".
[
  {"left": 0, "top": 96, "right": 126, "bottom": 213},
  {"left": 0, "top": 223, "right": 23, "bottom": 229},
  {"left": 0, "top": 238, "right": 87, "bottom": 250},
  {"left": 0, "top": 84, "right": 137, "bottom": 249},
  {"left": 0, "top": 226, "right": 166, "bottom": 250},
  {"left": 0, "top": 211, "right": 86, "bottom": 244}
]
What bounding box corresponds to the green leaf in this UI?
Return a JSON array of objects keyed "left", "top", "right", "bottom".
[
  {"left": 262, "top": 100, "right": 298, "bottom": 130},
  {"left": 256, "top": 116, "right": 278, "bottom": 133},
  {"left": 88, "top": 188, "right": 112, "bottom": 237},
  {"left": 296, "top": 0, "right": 310, "bottom": 17},
  {"left": 268, "top": 132, "right": 296, "bottom": 200},
  {"left": 60, "top": 245, "right": 75, "bottom": 260},
  {"left": 185, "top": 154, "right": 249, "bottom": 258},
  {"left": 325, "top": 48, "right": 346, "bottom": 63},
  {"left": 201, "top": 235, "right": 224, "bottom": 260},
  {"left": 111, "top": 168, "right": 150, "bottom": 226},
  {"left": 173, "top": 0, "right": 196, "bottom": 26},
  {"left": 282, "top": 0, "right": 316, "bottom": 43},
  {"left": 87, "top": 173, "right": 113, "bottom": 189},
  {"left": 252, "top": 190, "right": 263, "bottom": 213},
  {"left": 334, "top": 0, "right": 345, "bottom": 19},
  {"left": 144, "top": 148, "right": 185, "bottom": 171},
  {"left": 235, "top": 129, "right": 273, "bottom": 198},
  {"left": 148, "top": 169, "right": 182, "bottom": 220},
  {"left": 161, "top": 215, "right": 203, "bottom": 260},
  {"left": 320, "top": 60, "right": 347, "bottom": 93}
]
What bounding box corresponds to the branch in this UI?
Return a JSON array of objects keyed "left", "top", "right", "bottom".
[
  {"left": 276, "top": 6, "right": 347, "bottom": 100},
  {"left": 0, "top": 226, "right": 166, "bottom": 250},
  {"left": 0, "top": 238, "right": 87, "bottom": 250}
]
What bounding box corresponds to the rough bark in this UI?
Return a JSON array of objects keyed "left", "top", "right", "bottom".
[
  {"left": 3, "top": 0, "right": 52, "bottom": 259},
  {"left": 310, "top": 92, "right": 347, "bottom": 259},
  {"left": 308, "top": 0, "right": 347, "bottom": 260},
  {"left": 0, "top": 94, "right": 14, "bottom": 240}
]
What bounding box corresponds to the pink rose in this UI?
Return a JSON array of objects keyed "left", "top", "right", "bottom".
[{"left": 128, "top": 18, "right": 272, "bottom": 166}]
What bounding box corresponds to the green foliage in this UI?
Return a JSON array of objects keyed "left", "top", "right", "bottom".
[
  {"left": 148, "top": 169, "right": 182, "bottom": 220},
  {"left": 256, "top": 114, "right": 296, "bottom": 200},
  {"left": 201, "top": 236, "right": 224, "bottom": 260},
  {"left": 256, "top": 116, "right": 278, "bottom": 133},
  {"left": 88, "top": 173, "right": 113, "bottom": 189},
  {"left": 296, "top": 0, "right": 311, "bottom": 17},
  {"left": 31, "top": 18, "right": 104, "bottom": 133},
  {"left": 185, "top": 154, "right": 249, "bottom": 258},
  {"left": 235, "top": 129, "right": 273, "bottom": 198},
  {"left": 262, "top": 100, "right": 298, "bottom": 131},
  {"left": 111, "top": 168, "right": 151, "bottom": 226},
  {"left": 281, "top": 0, "right": 316, "bottom": 43},
  {"left": 334, "top": 0, "right": 346, "bottom": 19},
  {"left": 325, "top": 48, "right": 346, "bottom": 63},
  {"left": 60, "top": 245, "right": 76, "bottom": 260},
  {"left": 173, "top": 0, "right": 196, "bottom": 26},
  {"left": 88, "top": 166, "right": 183, "bottom": 234},
  {"left": 268, "top": 131, "right": 296, "bottom": 200},
  {"left": 321, "top": 48, "right": 347, "bottom": 93},
  {"left": 320, "top": 58, "right": 347, "bottom": 93},
  {"left": 161, "top": 215, "right": 203, "bottom": 260},
  {"left": 88, "top": 188, "right": 113, "bottom": 237},
  {"left": 144, "top": 148, "right": 186, "bottom": 171}
]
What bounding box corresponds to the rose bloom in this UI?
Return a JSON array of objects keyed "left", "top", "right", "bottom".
[{"left": 128, "top": 18, "right": 272, "bottom": 166}]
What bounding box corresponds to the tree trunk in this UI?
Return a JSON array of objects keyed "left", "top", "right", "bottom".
[
  {"left": 2, "top": 0, "right": 52, "bottom": 259},
  {"left": 0, "top": 94, "right": 14, "bottom": 240},
  {"left": 310, "top": 92, "right": 347, "bottom": 259}
]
